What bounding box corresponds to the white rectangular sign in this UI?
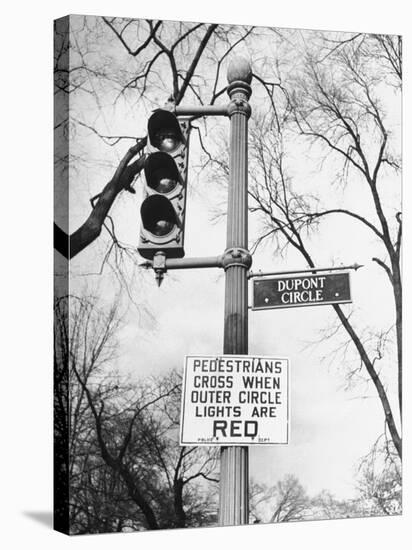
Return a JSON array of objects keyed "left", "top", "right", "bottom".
[{"left": 180, "top": 355, "right": 289, "bottom": 446}]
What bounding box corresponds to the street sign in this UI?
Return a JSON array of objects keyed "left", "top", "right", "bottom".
[
  {"left": 180, "top": 355, "right": 289, "bottom": 446},
  {"left": 252, "top": 271, "right": 351, "bottom": 310}
]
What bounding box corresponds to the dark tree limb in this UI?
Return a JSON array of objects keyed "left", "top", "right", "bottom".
[
  {"left": 333, "top": 303, "right": 402, "bottom": 459},
  {"left": 175, "top": 24, "right": 218, "bottom": 104},
  {"left": 102, "top": 18, "right": 162, "bottom": 57},
  {"left": 305, "top": 209, "right": 384, "bottom": 241},
  {"left": 54, "top": 138, "right": 147, "bottom": 260},
  {"left": 54, "top": 222, "right": 69, "bottom": 258},
  {"left": 372, "top": 257, "right": 393, "bottom": 285},
  {"left": 395, "top": 212, "right": 402, "bottom": 258}
]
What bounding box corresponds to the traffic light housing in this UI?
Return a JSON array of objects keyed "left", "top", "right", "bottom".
[{"left": 138, "top": 109, "right": 190, "bottom": 259}]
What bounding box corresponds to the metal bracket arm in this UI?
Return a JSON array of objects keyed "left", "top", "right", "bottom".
[
  {"left": 175, "top": 104, "right": 229, "bottom": 117},
  {"left": 140, "top": 248, "right": 253, "bottom": 272},
  {"left": 139, "top": 247, "right": 253, "bottom": 286},
  {"left": 140, "top": 254, "right": 224, "bottom": 271},
  {"left": 140, "top": 252, "right": 224, "bottom": 286}
]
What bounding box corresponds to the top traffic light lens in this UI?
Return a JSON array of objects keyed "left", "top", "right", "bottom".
[{"left": 153, "top": 129, "right": 180, "bottom": 153}]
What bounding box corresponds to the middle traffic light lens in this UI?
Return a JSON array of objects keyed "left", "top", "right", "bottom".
[
  {"left": 152, "top": 168, "right": 178, "bottom": 193},
  {"left": 145, "top": 153, "right": 180, "bottom": 194}
]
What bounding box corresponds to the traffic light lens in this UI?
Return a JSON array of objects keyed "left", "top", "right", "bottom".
[
  {"left": 152, "top": 168, "right": 178, "bottom": 193},
  {"left": 141, "top": 195, "right": 178, "bottom": 238},
  {"left": 145, "top": 153, "right": 180, "bottom": 194},
  {"left": 152, "top": 220, "right": 175, "bottom": 236},
  {"left": 153, "top": 129, "right": 180, "bottom": 153}
]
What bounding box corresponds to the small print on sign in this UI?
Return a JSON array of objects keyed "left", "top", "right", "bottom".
[{"left": 180, "top": 355, "right": 289, "bottom": 446}]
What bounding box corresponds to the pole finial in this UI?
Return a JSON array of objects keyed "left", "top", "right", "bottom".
[{"left": 227, "top": 56, "right": 252, "bottom": 85}]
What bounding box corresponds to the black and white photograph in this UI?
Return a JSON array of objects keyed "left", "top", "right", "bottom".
[
  {"left": 4, "top": 3, "right": 410, "bottom": 549},
  {"left": 53, "top": 13, "right": 403, "bottom": 536}
]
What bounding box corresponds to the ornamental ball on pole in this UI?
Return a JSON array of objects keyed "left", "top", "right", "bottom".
[{"left": 227, "top": 56, "right": 253, "bottom": 84}]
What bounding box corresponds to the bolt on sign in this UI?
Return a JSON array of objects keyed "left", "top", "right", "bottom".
[
  {"left": 180, "top": 355, "right": 289, "bottom": 446},
  {"left": 252, "top": 272, "right": 351, "bottom": 311}
]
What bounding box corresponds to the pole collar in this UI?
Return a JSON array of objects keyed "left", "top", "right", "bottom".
[
  {"left": 221, "top": 247, "right": 252, "bottom": 271},
  {"left": 227, "top": 96, "right": 252, "bottom": 118}
]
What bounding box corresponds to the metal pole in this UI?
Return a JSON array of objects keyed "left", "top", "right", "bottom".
[{"left": 219, "top": 57, "right": 253, "bottom": 526}]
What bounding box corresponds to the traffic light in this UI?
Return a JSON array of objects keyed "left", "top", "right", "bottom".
[{"left": 138, "top": 109, "right": 190, "bottom": 259}]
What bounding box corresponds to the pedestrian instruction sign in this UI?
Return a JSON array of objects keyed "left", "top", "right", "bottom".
[{"left": 180, "top": 355, "right": 289, "bottom": 446}]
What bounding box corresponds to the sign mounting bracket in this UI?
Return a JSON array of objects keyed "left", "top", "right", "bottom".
[{"left": 248, "top": 263, "right": 363, "bottom": 280}]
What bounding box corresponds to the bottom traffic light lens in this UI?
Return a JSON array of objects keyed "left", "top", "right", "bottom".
[
  {"left": 147, "top": 215, "right": 175, "bottom": 236},
  {"left": 151, "top": 219, "right": 175, "bottom": 236},
  {"left": 141, "top": 195, "right": 178, "bottom": 237}
]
